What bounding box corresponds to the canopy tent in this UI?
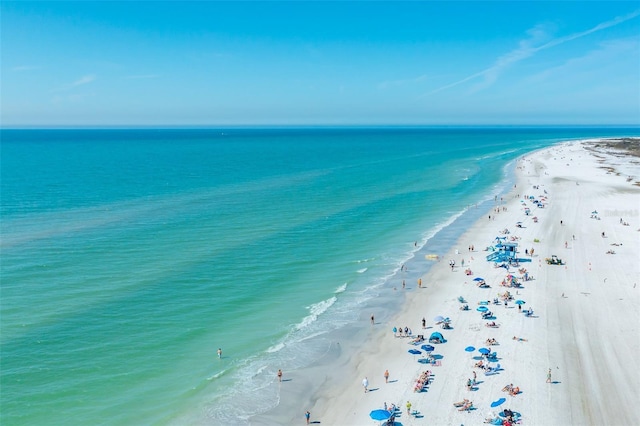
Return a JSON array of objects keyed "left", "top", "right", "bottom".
[{"left": 429, "top": 331, "right": 445, "bottom": 343}]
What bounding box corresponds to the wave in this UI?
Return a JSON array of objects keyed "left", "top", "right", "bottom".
[
  {"left": 266, "top": 342, "right": 285, "bottom": 353},
  {"left": 294, "top": 297, "right": 337, "bottom": 331},
  {"left": 334, "top": 283, "right": 347, "bottom": 294},
  {"left": 357, "top": 268, "right": 367, "bottom": 273},
  {"left": 207, "top": 369, "right": 227, "bottom": 381}
]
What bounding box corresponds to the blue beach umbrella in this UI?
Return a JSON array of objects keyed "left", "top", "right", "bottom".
[
  {"left": 491, "top": 398, "right": 506, "bottom": 408},
  {"left": 479, "top": 348, "right": 491, "bottom": 355},
  {"left": 477, "top": 306, "right": 489, "bottom": 312},
  {"left": 465, "top": 346, "right": 476, "bottom": 352},
  {"left": 515, "top": 300, "right": 526, "bottom": 305},
  {"left": 434, "top": 315, "right": 445, "bottom": 323},
  {"left": 408, "top": 349, "right": 422, "bottom": 355},
  {"left": 473, "top": 277, "right": 485, "bottom": 282},
  {"left": 422, "top": 344, "right": 435, "bottom": 352},
  {"left": 370, "top": 409, "right": 391, "bottom": 421}
]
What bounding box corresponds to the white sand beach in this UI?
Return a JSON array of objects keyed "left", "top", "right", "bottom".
[{"left": 254, "top": 139, "right": 640, "bottom": 426}]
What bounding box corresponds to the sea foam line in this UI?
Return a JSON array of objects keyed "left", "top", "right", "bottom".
[{"left": 295, "top": 297, "right": 337, "bottom": 331}]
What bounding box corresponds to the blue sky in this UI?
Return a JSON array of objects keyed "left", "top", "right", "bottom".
[{"left": 2, "top": 1, "right": 639, "bottom": 126}]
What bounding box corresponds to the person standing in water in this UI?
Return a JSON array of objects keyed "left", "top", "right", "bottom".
[{"left": 217, "top": 348, "right": 222, "bottom": 359}]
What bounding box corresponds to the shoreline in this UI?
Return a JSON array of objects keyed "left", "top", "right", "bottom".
[{"left": 251, "top": 138, "right": 640, "bottom": 426}]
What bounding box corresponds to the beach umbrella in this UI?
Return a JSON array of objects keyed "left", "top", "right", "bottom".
[
  {"left": 465, "top": 346, "right": 475, "bottom": 352},
  {"left": 479, "top": 348, "right": 491, "bottom": 355},
  {"left": 433, "top": 315, "right": 445, "bottom": 323},
  {"left": 370, "top": 409, "right": 391, "bottom": 421},
  {"left": 473, "top": 277, "right": 485, "bottom": 281},
  {"left": 477, "top": 306, "right": 489, "bottom": 312},
  {"left": 491, "top": 398, "right": 506, "bottom": 408},
  {"left": 515, "top": 300, "right": 526, "bottom": 305},
  {"left": 422, "top": 344, "right": 435, "bottom": 352},
  {"left": 408, "top": 349, "right": 421, "bottom": 355}
]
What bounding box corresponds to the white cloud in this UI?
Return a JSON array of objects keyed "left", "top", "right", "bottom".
[
  {"left": 12, "top": 65, "right": 39, "bottom": 72},
  {"left": 53, "top": 74, "right": 97, "bottom": 92},
  {"left": 426, "top": 9, "right": 640, "bottom": 95},
  {"left": 528, "top": 37, "right": 640, "bottom": 84}
]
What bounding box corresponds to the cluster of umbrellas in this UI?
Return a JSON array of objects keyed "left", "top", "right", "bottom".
[
  {"left": 408, "top": 344, "right": 435, "bottom": 356},
  {"left": 464, "top": 346, "right": 491, "bottom": 355}
]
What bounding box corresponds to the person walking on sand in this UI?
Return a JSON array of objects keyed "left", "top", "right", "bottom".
[
  {"left": 418, "top": 278, "right": 422, "bottom": 288},
  {"left": 422, "top": 317, "right": 426, "bottom": 329},
  {"left": 217, "top": 348, "right": 222, "bottom": 359},
  {"left": 547, "top": 368, "right": 552, "bottom": 383},
  {"left": 362, "top": 377, "right": 369, "bottom": 393},
  {"left": 406, "top": 401, "right": 412, "bottom": 415},
  {"left": 305, "top": 410, "right": 311, "bottom": 424},
  {"left": 370, "top": 314, "right": 375, "bottom": 325},
  {"left": 384, "top": 369, "right": 390, "bottom": 383},
  {"left": 277, "top": 369, "right": 283, "bottom": 382}
]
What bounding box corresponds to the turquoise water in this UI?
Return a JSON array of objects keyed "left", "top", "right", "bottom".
[{"left": 1, "top": 127, "right": 638, "bottom": 425}]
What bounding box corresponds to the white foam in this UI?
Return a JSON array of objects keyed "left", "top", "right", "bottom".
[
  {"left": 254, "top": 365, "right": 267, "bottom": 377},
  {"left": 295, "top": 297, "right": 337, "bottom": 331},
  {"left": 207, "top": 369, "right": 227, "bottom": 380},
  {"left": 334, "top": 283, "right": 347, "bottom": 294},
  {"left": 266, "top": 342, "right": 285, "bottom": 353},
  {"left": 357, "top": 268, "right": 367, "bottom": 273}
]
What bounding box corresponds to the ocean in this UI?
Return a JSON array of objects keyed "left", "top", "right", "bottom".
[{"left": 1, "top": 127, "right": 637, "bottom": 425}]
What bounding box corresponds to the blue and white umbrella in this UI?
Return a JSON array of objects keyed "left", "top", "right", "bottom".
[
  {"left": 477, "top": 306, "right": 489, "bottom": 312},
  {"left": 479, "top": 347, "right": 491, "bottom": 355}
]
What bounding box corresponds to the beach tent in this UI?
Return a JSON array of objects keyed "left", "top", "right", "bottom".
[{"left": 429, "top": 332, "right": 445, "bottom": 343}]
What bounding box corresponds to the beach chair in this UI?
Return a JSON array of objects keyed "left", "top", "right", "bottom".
[{"left": 484, "top": 364, "right": 501, "bottom": 376}]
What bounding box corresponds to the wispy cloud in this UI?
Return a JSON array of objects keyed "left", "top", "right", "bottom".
[
  {"left": 426, "top": 9, "right": 640, "bottom": 95},
  {"left": 528, "top": 37, "right": 640, "bottom": 84},
  {"left": 123, "top": 74, "right": 159, "bottom": 80},
  {"left": 12, "top": 65, "right": 39, "bottom": 72},
  {"left": 53, "top": 74, "right": 97, "bottom": 92},
  {"left": 378, "top": 74, "right": 428, "bottom": 90}
]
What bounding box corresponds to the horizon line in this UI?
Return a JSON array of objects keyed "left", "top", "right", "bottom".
[{"left": 2, "top": 124, "right": 640, "bottom": 130}]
